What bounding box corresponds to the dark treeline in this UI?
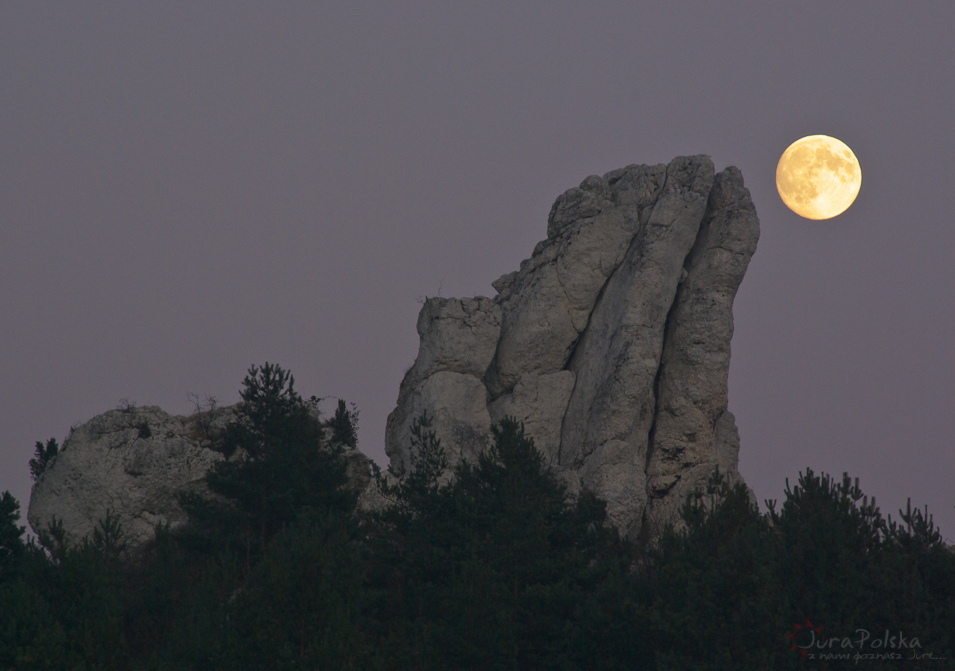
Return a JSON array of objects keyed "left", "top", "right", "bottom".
[{"left": 1, "top": 363, "right": 953, "bottom": 669}]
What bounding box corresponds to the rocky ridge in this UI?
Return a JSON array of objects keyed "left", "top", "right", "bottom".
[{"left": 28, "top": 156, "right": 758, "bottom": 548}]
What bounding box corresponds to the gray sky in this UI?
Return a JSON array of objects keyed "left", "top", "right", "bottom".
[{"left": 3, "top": 2, "right": 953, "bottom": 538}]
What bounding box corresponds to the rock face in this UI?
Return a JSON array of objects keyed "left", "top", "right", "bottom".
[
  {"left": 385, "top": 297, "right": 501, "bottom": 476},
  {"left": 27, "top": 404, "right": 374, "bottom": 550},
  {"left": 386, "top": 157, "right": 759, "bottom": 540},
  {"left": 28, "top": 406, "right": 233, "bottom": 549}
]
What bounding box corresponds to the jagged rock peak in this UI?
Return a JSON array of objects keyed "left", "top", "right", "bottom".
[{"left": 386, "top": 156, "right": 759, "bottom": 540}]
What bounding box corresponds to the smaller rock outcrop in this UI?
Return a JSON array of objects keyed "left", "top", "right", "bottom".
[
  {"left": 28, "top": 403, "right": 372, "bottom": 550},
  {"left": 28, "top": 406, "right": 232, "bottom": 548}
]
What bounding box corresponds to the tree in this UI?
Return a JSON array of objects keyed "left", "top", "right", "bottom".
[
  {"left": 0, "top": 492, "right": 25, "bottom": 581},
  {"left": 325, "top": 398, "right": 359, "bottom": 447},
  {"left": 640, "top": 468, "right": 955, "bottom": 666},
  {"left": 645, "top": 470, "right": 781, "bottom": 669},
  {"left": 155, "top": 364, "right": 364, "bottom": 667},
  {"left": 0, "top": 510, "right": 132, "bottom": 669},
  {"left": 29, "top": 437, "right": 59, "bottom": 481},
  {"left": 224, "top": 510, "right": 367, "bottom": 670},
  {"left": 220, "top": 362, "right": 313, "bottom": 459},
  {"left": 373, "top": 411, "right": 448, "bottom": 515},
  {"left": 366, "top": 416, "right": 630, "bottom": 670},
  {"left": 879, "top": 499, "right": 955, "bottom": 658},
  {"left": 0, "top": 495, "right": 65, "bottom": 667},
  {"left": 183, "top": 363, "right": 354, "bottom": 565},
  {"left": 771, "top": 470, "right": 887, "bottom": 636}
]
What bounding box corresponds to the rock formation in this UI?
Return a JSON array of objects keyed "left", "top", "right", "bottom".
[
  {"left": 28, "top": 405, "right": 232, "bottom": 549},
  {"left": 28, "top": 155, "right": 757, "bottom": 549},
  {"left": 28, "top": 403, "right": 372, "bottom": 549},
  {"left": 386, "top": 156, "right": 759, "bottom": 540}
]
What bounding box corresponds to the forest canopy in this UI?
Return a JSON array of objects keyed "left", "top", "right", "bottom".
[{"left": 1, "top": 363, "right": 953, "bottom": 669}]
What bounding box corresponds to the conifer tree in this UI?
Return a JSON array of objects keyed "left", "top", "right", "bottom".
[
  {"left": 772, "top": 470, "right": 886, "bottom": 636},
  {"left": 29, "top": 437, "right": 58, "bottom": 481},
  {"left": 187, "top": 363, "right": 354, "bottom": 562},
  {"left": 367, "top": 416, "right": 629, "bottom": 670},
  {"left": 0, "top": 491, "right": 25, "bottom": 581},
  {"left": 326, "top": 398, "right": 359, "bottom": 447},
  {"left": 645, "top": 471, "right": 780, "bottom": 669}
]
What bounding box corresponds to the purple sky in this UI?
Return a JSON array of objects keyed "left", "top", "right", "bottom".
[{"left": 3, "top": 3, "right": 953, "bottom": 539}]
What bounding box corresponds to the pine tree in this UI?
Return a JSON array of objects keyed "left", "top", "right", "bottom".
[
  {"left": 326, "top": 398, "right": 359, "bottom": 447},
  {"left": 224, "top": 510, "right": 367, "bottom": 670},
  {"left": 772, "top": 470, "right": 886, "bottom": 637},
  {"left": 190, "top": 364, "right": 353, "bottom": 555},
  {"left": 0, "top": 491, "right": 25, "bottom": 581},
  {"left": 366, "top": 416, "right": 629, "bottom": 670},
  {"left": 28, "top": 437, "right": 59, "bottom": 481},
  {"left": 645, "top": 471, "right": 781, "bottom": 669}
]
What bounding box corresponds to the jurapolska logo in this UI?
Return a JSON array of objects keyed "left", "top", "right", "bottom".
[
  {"left": 784, "top": 619, "right": 946, "bottom": 662},
  {"left": 785, "top": 619, "right": 822, "bottom": 658}
]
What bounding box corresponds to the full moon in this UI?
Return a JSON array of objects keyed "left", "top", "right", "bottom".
[{"left": 775, "top": 135, "right": 861, "bottom": 219}]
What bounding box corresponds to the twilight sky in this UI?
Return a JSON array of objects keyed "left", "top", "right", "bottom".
[{"left": 2, "top": 3, "right": 953, "bottom": 538}]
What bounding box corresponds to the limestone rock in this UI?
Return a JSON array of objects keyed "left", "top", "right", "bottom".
[
  {"left": 384, "top": 156, "right": 759, "bottom": 541},
  {"left": 340, "top": 442, "right": 374, "bottom": 495},
  {"left": 642, "top": 166, "right": 760, "bottom": 536},
  {"left": 385, "top": 297, "right": 500, "bottom": 475},
  {"left": 484, "top": 165, "right": 665, "bottom": 399},
  {"left": 27, "top": 405, "right": 233, "bottom": 549},
  {"left": 28, "top": 402, "right": 375, "bottom": 551},
  {"left": 487, "top": 371, "right": 575, "bottom": 465},
  {"left": 385, "top": 370, "right": 493, "bottom": 475},
  {"left": 557, "top": 156, "right": 715, "bottom": 536},
  {"left": 29, "top": 155, "right": 759, "bottom": 548},
  {"left": 404, "top": 297, "right": 501, "bottom": 387}
]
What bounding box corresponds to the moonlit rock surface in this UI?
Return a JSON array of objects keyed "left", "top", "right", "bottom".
[
  {"left": 27, "top": 406, "right": 232, "bottom": 548},
  {"left": 385, "top": 156, "right": 760, "bottom": 540}
]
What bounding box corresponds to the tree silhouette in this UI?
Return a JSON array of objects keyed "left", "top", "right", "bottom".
[{"left": 29, "top": 437, "right": 59, "bottom": 481}]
